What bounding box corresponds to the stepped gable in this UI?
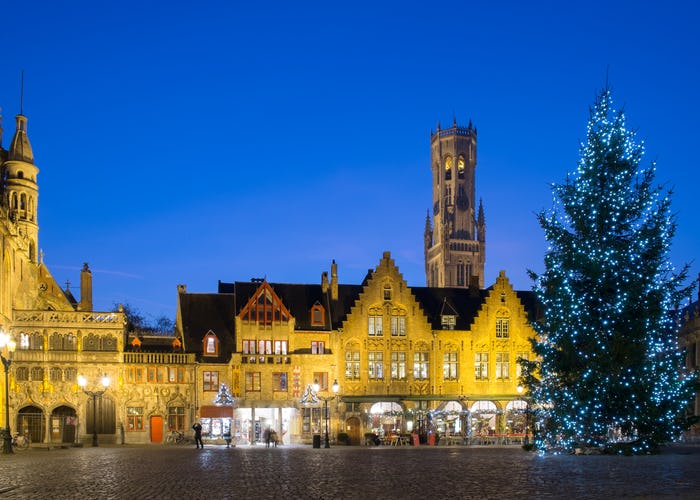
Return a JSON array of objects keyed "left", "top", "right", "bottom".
[{"left": 179, "top": 292, "right": 235, "bottom": 362}]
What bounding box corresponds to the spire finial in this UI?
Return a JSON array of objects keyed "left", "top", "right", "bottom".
[{"left": 20, "top": 70, "right": 24, "bottom": 116}]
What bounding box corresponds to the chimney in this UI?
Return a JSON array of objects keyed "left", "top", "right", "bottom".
[
  {"left": 330, "top": 260, "right": 338, "bottom": 301},
  {"left": 321, "top": 271, "right": 329, "bottom": 294},
  {"left": 79, "top": 263, "right": 93, "bottom": 311}
]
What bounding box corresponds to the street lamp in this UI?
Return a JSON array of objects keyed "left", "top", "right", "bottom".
[
  {"left": 516, "top": 384, "right": 530, "bottom": 446},
  {"left": 78, "top": 374, "right": 110, "bottom": 447},
  {"left": 314, "top": 379, "right": 340, "bottom": 448},
  {"left": 0, "top": 332, "right": 17, "bottom": 454}
]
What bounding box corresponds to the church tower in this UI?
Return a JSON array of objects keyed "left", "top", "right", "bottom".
[
  {"left": 424, "top": 119, "right": 485, "bottom": 289},
  {"left": 3, "top": 112, "right": 39, "bottom": 263}
]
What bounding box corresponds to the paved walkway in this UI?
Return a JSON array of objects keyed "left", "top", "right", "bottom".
[{"left": 1, "top": 444, "right": 699, "bottom": 499}]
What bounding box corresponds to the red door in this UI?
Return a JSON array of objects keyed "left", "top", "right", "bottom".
[{"left": 150, "top": 416, "right": 163, "bottom": 443}]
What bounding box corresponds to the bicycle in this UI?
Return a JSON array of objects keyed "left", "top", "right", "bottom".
[
  {"left": 165, "top": 430, "right": 189, "bottom": 445},
  {"left": 12, "top": 433, "right": 30, "bottom": 451}
]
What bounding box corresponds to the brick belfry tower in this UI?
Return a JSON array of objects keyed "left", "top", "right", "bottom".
[{"left": 424, "top": 119, "right": 485, "bottom": 289}]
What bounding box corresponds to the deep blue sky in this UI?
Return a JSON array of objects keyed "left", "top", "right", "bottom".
[{"left": 1, "top": 1, "right": 698, "bottom": 323}]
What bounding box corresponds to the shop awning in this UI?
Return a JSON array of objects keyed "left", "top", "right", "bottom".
[{"left": 200, "top": 405, "right": 234, "bottom": 418}]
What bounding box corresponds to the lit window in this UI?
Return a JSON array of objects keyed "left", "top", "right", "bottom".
[
  {"left": 496, "top": 352, "right": 509, "bottom": 380},
  {"left": 413, "top": 352, "right": 429, "bottom": 380},
  {"left": 345, "top": 351, "right": 360, "bottom": 380},
  {"left": 127, "top": 407, "right": 144, "bottom": 431},
  {"left": 445, "top": 157, "right": 453, "bottom": 180},
  {"left": 391, "top": 352, "right": 406, "bottom": 380},
  {"left": 475, "top": 353, "right": 488, "bottom": 380},
  {"left": 458, "top": 156, "right": 465, "bottom": 179},
  {"left": 311, "top": 341, "right": 325, "bottom": 354},
  {"left": 203, "top": 331, "right": 219, "bottom": 355},
  {"left": 496, "top": 318, "right": 509, "bottom": 338},
  {"left": 242, "top": 340, "right": 256, "bottom": 354},
  {"left": 443, "top": 352, "right": 458, "bottom": 380},
  {"left": 441, "top": 315, "right": 456, "bottom": 330},
  {"left": 167, "top": 406, "right": 185, "bottom": 431},
  {"left": 368, "top": 352, "right": 383, "bottom": 379},
  {"left": 203, "top": 371, "right": 219, "bottom": 391},
  {"left": 368, "top": 316, "right": 383, "bottom": 336},
  {"left": 274, "top": 340, "right": 288, "bottom": 355},
  {"left": 391, "top": 316, "right": 406, "bottom": 336},
  {"left": 313, "top": 372, "right": 328, "bottom": 391}
]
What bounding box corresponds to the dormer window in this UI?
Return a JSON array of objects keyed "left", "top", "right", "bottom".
[
  {"left": 441, "top": 315, "right": 456, "bottom": 330},
  {"left": 310, "top": 303, "right": 325, "bottom": 326},
  {"left": 202, "top": 331, "right": 220, "bottom": 356}
]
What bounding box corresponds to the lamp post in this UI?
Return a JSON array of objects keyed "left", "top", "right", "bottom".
[
  {"left": 516, "top": 384, "right": 530, "bottom": 446},
  {"left": 78, "top": 374, "right": 110, "bottom": 447},
  {"left": 0, "top": 332, "right": 17, "bottom": 454},
  {"left": 314, "top": 379, "right": 340, "bottom": 448}
]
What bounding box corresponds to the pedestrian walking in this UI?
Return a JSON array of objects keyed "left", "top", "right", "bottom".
[{"left": 192, "top": 421, "right": 203, "bottom": 449}]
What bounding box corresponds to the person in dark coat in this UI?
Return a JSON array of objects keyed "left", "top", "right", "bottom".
[{"left": 192, "top": 421, "right": 203, "bottom": 449}]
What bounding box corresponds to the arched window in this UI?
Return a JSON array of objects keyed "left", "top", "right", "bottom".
[
  {"left": 444, "top": 157, "right": 453, "bottom": 180},
  {"left": 50, "top": 367, "right": 63, "bottom": 381},
  {"left": 458, "top": 156, "right": 465, "bottom": 179},
  {"left": 31, "top": 366, "right": 44, "bottom": 381},
  {"left": 16, "top": 366, "right": 29, "bottom": 381}
]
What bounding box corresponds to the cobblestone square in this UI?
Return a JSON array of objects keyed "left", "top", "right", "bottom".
[{"left": 1, "top": 444, "right": 699, "bottom": 499}]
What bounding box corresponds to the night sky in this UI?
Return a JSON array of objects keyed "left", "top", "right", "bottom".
[{"left": 1, "top": 1, "right": 698, "bottom": 323}]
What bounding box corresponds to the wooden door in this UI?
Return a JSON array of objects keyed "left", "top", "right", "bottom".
[{"left": 150, "top": 416, "right": 163, "bottom": 443}]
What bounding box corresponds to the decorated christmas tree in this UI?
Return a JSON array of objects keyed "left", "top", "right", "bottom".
[
  {"left": 526, "top": 86, "right": 695, "bottom": 454},
  {"left": 214, "top": 383, "right": 234, "bottom": 406}
]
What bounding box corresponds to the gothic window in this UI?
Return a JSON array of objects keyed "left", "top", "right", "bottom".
[
  {"left": 16, "top": 366, "right": 28, "bottom": 381},
  {"left": 444, "top": 157, "right": 453, "bottom": 180},
  {"left": 444, "top": 186, "right": 453, "bottom": 206},
  {"left": 50, "top": 367, "right": 62, "bottom": 381},
  {"left": 64, "top": 367, "right": 77, "bottom": 382},
  {"left": 457, "top": 261, "right": 465, "bottom": 287},
  {"left": 30, "top": 366, "right": 44, "bottom": 381},
  {"left": 458, "top": 156, "right": 465, "bottom": 179}
]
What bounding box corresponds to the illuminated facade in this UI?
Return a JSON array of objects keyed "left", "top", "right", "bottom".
[
  {"left": 0, "top": 108, "right": 126, "bottom": 445},
  {"left": 177, "top": 253, "right": 540, "bottom": 445}
]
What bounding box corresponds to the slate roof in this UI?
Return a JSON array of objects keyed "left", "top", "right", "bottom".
[
  {"left": 179, "top": 280, "right": 541, "bottom": 357},
  {"left": 178, "top": 292, "right": 236, "bottom": 362}
]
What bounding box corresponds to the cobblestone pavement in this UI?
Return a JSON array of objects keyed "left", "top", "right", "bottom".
[{"left": 0, "top": 444, "right": 698, "bottom": 499}]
